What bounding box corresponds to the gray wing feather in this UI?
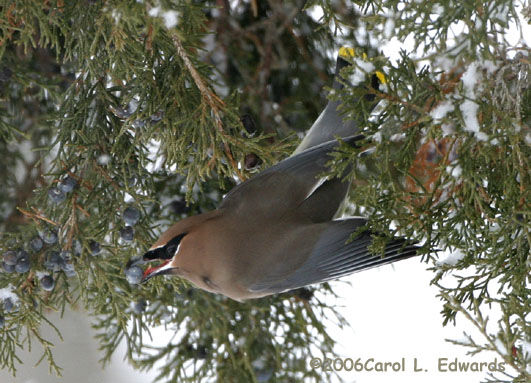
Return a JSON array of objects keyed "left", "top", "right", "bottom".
[
  {"left": 294, "top": 100, "right": 359, "bottom": 154},
  {"left": 249, "top": 219, "right": 419, "bottom": 294},
  {"left": 220, "top": 135, "right": 363, "bottom": 213}
]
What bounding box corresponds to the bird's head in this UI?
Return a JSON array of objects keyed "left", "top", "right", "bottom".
[
  {"left": 125, "top": 227, "right": 186, "bottom": 282},
  {"left": 126, "top": 210, "right": 221, "bottom": 283},
  {"left": 140, "top": 231, "right": 186, "bottom": 282}
]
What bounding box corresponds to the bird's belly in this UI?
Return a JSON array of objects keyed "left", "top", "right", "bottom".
[{"left": 184, "top": 216, "right": 314, "bottom": 301}]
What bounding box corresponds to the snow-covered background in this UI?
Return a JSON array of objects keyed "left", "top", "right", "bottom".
[
  {"left": 0, "top": 259, "right": 514, "bottom": 383},
  {"left": 1, "top": 3, "right": 529, "bottom": 383}
]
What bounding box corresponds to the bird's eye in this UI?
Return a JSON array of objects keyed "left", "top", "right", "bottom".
[
  {"left": 164, "top": 233, "right": 187, "bottom": 258},
  {"left": 166, "top": 244, "right": 177, "bottom": 256}
]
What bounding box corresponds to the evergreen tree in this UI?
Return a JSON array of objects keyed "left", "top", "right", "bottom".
[{"left": 0, "top": 1, "right": 528, "bottom": 382}]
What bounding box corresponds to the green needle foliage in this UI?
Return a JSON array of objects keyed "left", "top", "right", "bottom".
[{"left": 0, "top": 1, "right": 529, "bottom": 383}]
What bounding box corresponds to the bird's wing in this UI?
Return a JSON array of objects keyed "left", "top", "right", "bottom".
[
  {"left": 220, "top": 135, "right": 363, "bottom": 217},
  {"left": 294, "top": 177, "right": 349, "bottom": 222},
  {"left": 247, "top": 218, "right": 419, "bottom": 294},
  {"left": 293, "top": 51, "right": 381, "bottom": 154},
  {"left": 294, "top": 100, "right": 358, "bottom": 155}
]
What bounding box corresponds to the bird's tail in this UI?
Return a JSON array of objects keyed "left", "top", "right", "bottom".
[{"left": 294, "top": 47, "right": 383, "bottom": 155}]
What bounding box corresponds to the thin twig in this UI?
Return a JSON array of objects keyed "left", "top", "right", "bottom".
[
  {"left": 445, "top": 295, "right": 524, "bottom": 376},
  {"left": 17, "top": 208, "right": 58, "bottom": 226},
  {"left": 64, "top": 196, "right": 78, "bottom": 250},
  {"left": 19, "top": 271, "right": 35, "bottom": 293},
  {"left": 171, "top": 32, "right": 245, "bottom": 181},
  {"left": 76, "top": 203, "right": 90, "bottom": 218}
]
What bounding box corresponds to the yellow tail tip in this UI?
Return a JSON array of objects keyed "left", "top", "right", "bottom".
[
  {"left": 375, "top": 71, "right": 387, "bottom": 84},
  {"left": 339, "top": 47, "right": 355, "bottom": 58}
]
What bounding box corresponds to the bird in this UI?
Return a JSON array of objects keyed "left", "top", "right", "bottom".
[{"left": 127, "top": 47, "right": 420, "bottom": 301}]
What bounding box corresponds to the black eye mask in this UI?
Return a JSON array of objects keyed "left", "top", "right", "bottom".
[{"left": 144, "top": 233, "right": 187, "bottom": 261}]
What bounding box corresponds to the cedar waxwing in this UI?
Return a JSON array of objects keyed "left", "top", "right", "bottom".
[{"left": 128, "top": 48, "right": 419, "bottom": 301}]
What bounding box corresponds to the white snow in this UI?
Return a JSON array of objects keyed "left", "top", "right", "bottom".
[
  {"left": 441, "top": 123, "right": 454, "bottom": 136},
  {"left": 35, "top": 271, "right": 49, "bottom": 279},
  {"left": 475, "top": 131, "right": 488, "bottom": 141},
  {"left": 0, "top": 284, "right": 19, "bottom": 303},
  {"left": 148, "top": 6, "right": 160, "bottom": 17},
  {"left": 145, "top": 139, "right": 164, "bottom": 173},
  {"left": 435, "top": 55, "right": 456, "bottom": 72},
  {"left": 494, "top": 337, "right": 508, "bottom": 355},
  {"left": 460, "top": 99, "right": 485, "bottom": 139},
  {"left": 123, "top": 192, "right": 134, "bottom": 203},
  {"left": 162, "top": 10, "right": 179, "bottom": 28},
  {"left": 148, "top": 6, "right": 179, "bottom": 29},
  {"left": 97, "top": 154, "right": 111, "bottom": 165},
  {"left": 348, "top": 70, "right": 366, "bottom": 86},
  {"left": 523, "top": 340, "right": 531, "bottom": 358},
  {"left": 433, "top": 4, "right": 444, "bottom": 15},
  {"left": 14, "top": 140, "right": 34, "bottom": 184},
  {"left": 494, "top": 3, "right": 510, "bottom": 23},
  {"left": 436, "top": 249, "right": 465, "bottom": 266},
  {"left": 482, "top": 60, "right": 498, "bottom": 74},
  {"left": 461, "top": 63, "right": 480, "bottom": 94},
  {"left": 111, "top": 10, "right": 121, "bottom": 24},
  {"left": 451, "top": 164, "right": 462, "bottom": 178},
  {"left": 390, "top": 133, "right": 405, "bottom": 142},
  {"left": 430, "top": 100, "right": 454, "bottom": 121},
  {"left": 349, "top": 58, "right": 376, "bottom": 86},
  {"left": 355, "top": 57, "right": 375, "bottom": 74},
  {"left": 458, "top": 63, "right": 489, "bottom": 140},
  {"left": 384, "top": 16, "right": 395, "bottom": 39}
]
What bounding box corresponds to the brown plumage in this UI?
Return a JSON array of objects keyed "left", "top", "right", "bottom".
[{"left": 128, "top": 50, "right": 420, "bottom": 301}]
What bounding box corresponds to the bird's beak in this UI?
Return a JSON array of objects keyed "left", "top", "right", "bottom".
[
  {"left": 126, "top": 247, "right": 164, "bottom": 268},
  {"left": 141, "top": 259, "right": 177, "bottom": 283},
  {"left": 126, "top": 248, "right": 178, "bottom": 283}
]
